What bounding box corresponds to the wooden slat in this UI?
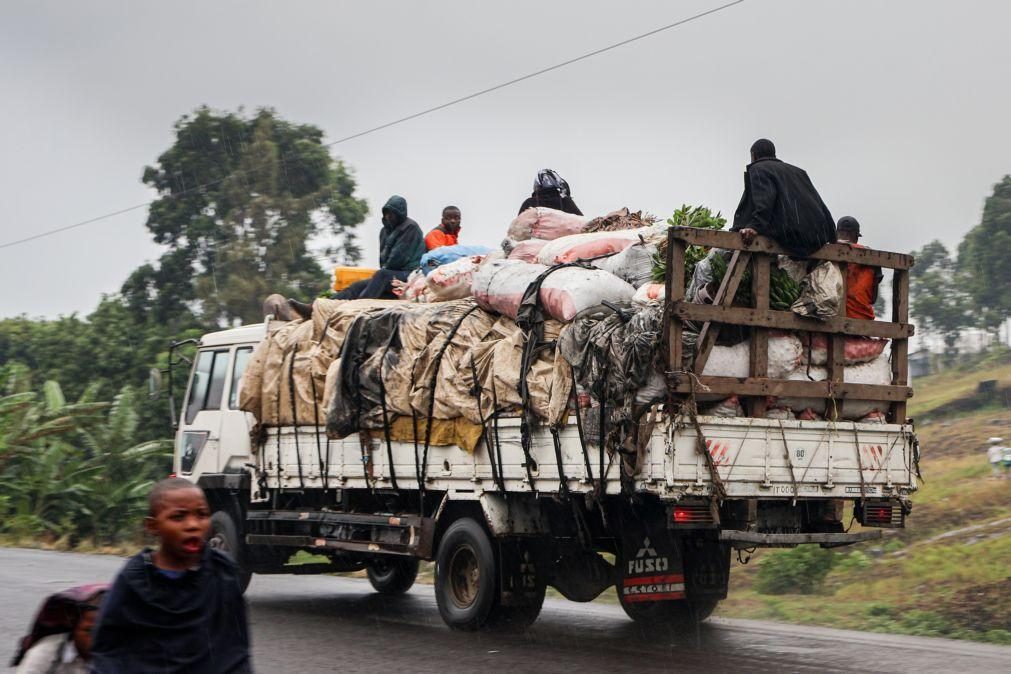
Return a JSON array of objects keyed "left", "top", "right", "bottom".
[
  {"left": 749, "top": 256, "right": 770, "bottom": 418},
  {"left": 665, "top": 238, "right": 687, "bottom": 372},
  {"left": 826, "top": 262, "right": 848, "bottom": 421},
  {"left": 693, "top": 251, "right": 751, "bottom": 375},
  {"left": 669, "top": 227, "right": 913, "bottom": 270},
  {"left": 670, "top": 376, "right": 912, "bottom": 402},
  {"left": 670, "top": 302, "right": 914, "bottom": 339},
  {"left": 890, "top": 269, "right": 911, "bottom": 422}
]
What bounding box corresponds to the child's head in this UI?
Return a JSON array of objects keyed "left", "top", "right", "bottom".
[{"left": 144, "top": 477, "right": 211, "bottom": 566}]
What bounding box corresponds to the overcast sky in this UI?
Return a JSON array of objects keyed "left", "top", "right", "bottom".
[{"left": 2, "top": 0, "right": 1010, "bottom": 319}]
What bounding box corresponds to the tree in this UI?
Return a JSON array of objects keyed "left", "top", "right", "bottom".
[
  {"left": 958, "top": 175, "right": 1011, "bottom": 331},
  {"left": 124, "top": 107, "right": 368, "bottom": 326},
  {"left": 910, "top": 240, "right": 969, "bottom": 358}
]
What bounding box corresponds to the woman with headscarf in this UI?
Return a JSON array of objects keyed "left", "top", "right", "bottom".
[
  {"left": 13, "top": 584, "right": 107, "bottom": 674},
  {"left": 518, "top": 168, "right": 582, "bottom": 215}
]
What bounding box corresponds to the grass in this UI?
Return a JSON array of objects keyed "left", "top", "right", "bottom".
[{"left": 908, "top": 353, "right": 1011, "bottom": 418}]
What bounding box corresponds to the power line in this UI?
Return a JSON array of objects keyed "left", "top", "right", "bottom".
[{"left": 0, "top": 0, "right": 745, "bottom": 252}]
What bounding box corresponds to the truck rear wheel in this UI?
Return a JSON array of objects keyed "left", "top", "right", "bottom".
[
  {"left": 366, "top": 557, "right": 420, "bottom": 594},
  {"left": 435, "top": 518, "right": 498, "bottom": 631},
  {"left": 208, "top": 510, "right": 252, "bottom": 593}
]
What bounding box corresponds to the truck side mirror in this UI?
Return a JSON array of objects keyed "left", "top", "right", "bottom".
[{"left": 148, "top": 368, "right": 162, "bottom": 399}]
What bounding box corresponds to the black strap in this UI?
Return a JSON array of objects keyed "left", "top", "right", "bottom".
[
  {"left": 309, "top": 360, "right": 326, "bottom": 492},
  {"left": 420, "top": 304, "right": 482, "bottom": 513},
  {"left": 550, "top": 426, "right": 570, "bottom": 497},
  {"left": 377, "top": 331, "right": 399, "bottom": 490},
  {"left": 468, "top": 354, "right": 505, "bottom": 492},
  {"left": 287, "top": 344, "right": 306, "bottom": 489}
]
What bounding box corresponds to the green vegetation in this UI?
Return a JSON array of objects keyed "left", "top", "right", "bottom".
[
  {"left": 754, "top": 546, "right": 836, "bottom": 595},
  {"left": 717, "top": 368, "right": 1011, "bottom": 645},
  {"left": 0, "top": 366, "right": 170, "bottom": 547},
  {"left": 0, "top": 106, "right": 367, "bottom": 549}
]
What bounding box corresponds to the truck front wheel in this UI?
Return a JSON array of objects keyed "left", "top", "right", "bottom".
[
  {"left": 208, "top": 510, "right": 252, "bottom": 593},
  {"left": 435, "top": 518, "right": 498, "bottom": 631},
  {"left": 366, "top": 557, "right": 420, "bottom": 594}
]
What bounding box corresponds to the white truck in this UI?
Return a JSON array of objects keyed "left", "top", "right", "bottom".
[{"left": 170, "top": 230, "right": 918, "bottom": 631}]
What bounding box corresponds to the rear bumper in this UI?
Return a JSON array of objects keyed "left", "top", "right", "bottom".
[{"left": 719, "top": 529, "right": 883, "bottom": 548}]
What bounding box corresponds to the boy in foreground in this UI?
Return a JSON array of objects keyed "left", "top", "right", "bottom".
[{"left": 90, "top": 478, "right": 251, "bottom": 673}]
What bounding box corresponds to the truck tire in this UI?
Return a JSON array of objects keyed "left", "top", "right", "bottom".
[
  {"left": 435, "top": 518, "right": 498, "bottom": 631},
  {"left": 208, "top": 510, "right": 252, "bottom": 594},
  {"left": 366, "top": 557, "right": 420, "bottom": 594},
  {"left": 617, "top": 590, "right": 719, "bottom": 627}
]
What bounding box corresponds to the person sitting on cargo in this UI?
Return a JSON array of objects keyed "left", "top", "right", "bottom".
[
  {"left": 836, "top": 216, "right": 883, "bottom": 320},
  {"left": 731, "top": 139, "right": 836, "bottom": 257},
  {"left": 288, "top": 195, "right": 425, "bottom": 318},
  {"left": 518, "top": 168, "right": 583, "bottom": 215},
  {"left": 425, "top": 205, "right": 462, "bottom": 251}
]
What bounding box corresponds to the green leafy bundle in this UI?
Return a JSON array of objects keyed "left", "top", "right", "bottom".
[{"left": 652, "top": 204, "right": 727, "bottom": 282}]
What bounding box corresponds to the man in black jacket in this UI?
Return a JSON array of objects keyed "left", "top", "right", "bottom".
[
  {"left": 731, "top": 139, "right": 836, "bottom": 256},
  {"left": 288, "top": 195, "right": 425, "bottom": 317}
]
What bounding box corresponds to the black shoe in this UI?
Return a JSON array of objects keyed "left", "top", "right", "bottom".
[{"left": 287, "top": 298, "right": 314, "bottom": 320}]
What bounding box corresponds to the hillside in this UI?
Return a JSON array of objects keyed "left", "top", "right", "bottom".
[{"left": 716, "top": 366, "right": 1011, "bottom": 644}]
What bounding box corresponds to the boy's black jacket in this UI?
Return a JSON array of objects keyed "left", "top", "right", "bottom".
[{"left": 90, "top": 547, "right": 251, "bottom": 673}]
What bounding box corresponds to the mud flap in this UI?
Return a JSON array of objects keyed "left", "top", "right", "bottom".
[
  {"left": 682, "top": 536, "right": 731, "bottom": 600},
  {"left": 618, "top": 517, "right": 686, "bottom": 604},
  {"left": 498, "top": 539, "right": 544, "bottom": 607}
]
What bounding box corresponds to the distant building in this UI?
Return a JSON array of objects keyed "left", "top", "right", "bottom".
[{"left": 909, "top": 349, "right": 933, "bottom": 379}]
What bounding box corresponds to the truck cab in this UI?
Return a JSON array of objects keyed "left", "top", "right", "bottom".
[{"left": 175, "top": 324, "right": 265, "bottom": 483}]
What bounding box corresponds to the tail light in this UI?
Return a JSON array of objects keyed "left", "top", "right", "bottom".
[
  {"left": 857, "top": 500, "right": 905, "bottom": 528},
  {"left": 670, "top": 502, "right": 716, "bottom": 529}
]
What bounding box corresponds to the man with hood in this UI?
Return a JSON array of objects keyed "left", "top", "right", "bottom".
[
  {"left": 518, "top": 168, "right": 582, "bottom": 215},
  {"left": 731, "top": 139, "right": 836, "bottom": 257},
  {"left": 288, "top": 195, "right": 425, "bottom": 316}
]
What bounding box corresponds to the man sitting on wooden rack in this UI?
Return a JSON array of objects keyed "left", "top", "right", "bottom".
[
  {"left": 836, "top": 216, "right": 883, "bottom": 319},
  {"left": 731, "top": 138, "right": 836, "bottom": 257}
]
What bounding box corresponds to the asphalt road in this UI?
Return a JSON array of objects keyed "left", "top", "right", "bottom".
[{"left": 2, "top": 548, "right": 1010, "bottom": 673}]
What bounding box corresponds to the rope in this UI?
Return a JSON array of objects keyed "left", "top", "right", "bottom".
[{"left": 776, "top": 420, "right": 800, "bottom": 505}]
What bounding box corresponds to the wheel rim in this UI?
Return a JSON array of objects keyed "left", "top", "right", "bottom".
[
  {"left": 371, "top": 559, "right": 393, "bottom": 581},
  {"left": 208, "top": 525, "right": 229, "bottom": 553},
  {"left": 447, "top": 544, "right": 480, "bottom": 609}
]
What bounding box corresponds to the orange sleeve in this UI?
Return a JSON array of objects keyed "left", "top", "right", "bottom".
[{"left": 425, "top": 229, "right": 451, "bottom": 250}]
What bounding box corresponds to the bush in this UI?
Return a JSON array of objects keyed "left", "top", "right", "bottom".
[{"left": 754, "top": 546, "right": 836, "bottom": 595}]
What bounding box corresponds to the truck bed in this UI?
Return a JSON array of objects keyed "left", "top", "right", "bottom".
[{"left": 254, "top": 416, "right": 917, "bottom": 501}]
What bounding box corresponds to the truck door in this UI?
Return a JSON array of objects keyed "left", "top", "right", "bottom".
[
  {"left": 218, "top": 345, "right": 255, "bottom": 473},
  {"left": 176, "top": 348, "right": 230, "bottom": 478}
]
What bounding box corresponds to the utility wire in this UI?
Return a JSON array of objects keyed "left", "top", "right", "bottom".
[{"left": 0, "top": 0, "right": 745, "bottom": 252}]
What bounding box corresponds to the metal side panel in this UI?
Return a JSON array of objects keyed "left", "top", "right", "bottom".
[{"left": 253, "top": 416, "right": 915, "bottom": 501}]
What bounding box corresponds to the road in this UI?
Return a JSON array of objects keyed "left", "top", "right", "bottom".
[{"left": 2, "top": 548, "right": 1010, "bottom": 673}]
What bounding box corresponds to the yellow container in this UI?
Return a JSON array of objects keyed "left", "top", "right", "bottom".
[{"left": 332, "top": 266, "right": 376, "bottom": 292}]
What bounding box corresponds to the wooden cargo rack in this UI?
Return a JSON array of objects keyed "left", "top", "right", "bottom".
[{"left": 663, "top": 227, "right": 914, "bottom": 423}]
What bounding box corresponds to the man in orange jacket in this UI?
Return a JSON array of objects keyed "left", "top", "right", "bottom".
[
  {"left": 425, "top": 205, "right": 461, "bottom": 250},
  {"left": 837, "top": 216, "right": 883, "bottom": 319}
]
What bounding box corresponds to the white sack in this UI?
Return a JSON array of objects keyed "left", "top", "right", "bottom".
[
  {"left": 472, "top": 259, "right": 635, "bottom": 323},
  {"left": 700, "top": 333, "right": 804, "bottom": 380},
  {"left": 777, "top": 352, "right": 893, "bottom": 419}
]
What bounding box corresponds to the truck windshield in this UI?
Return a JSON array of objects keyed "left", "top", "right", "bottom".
[{"left": 185, "top": 349, "right": 229, "bottom": 424}]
